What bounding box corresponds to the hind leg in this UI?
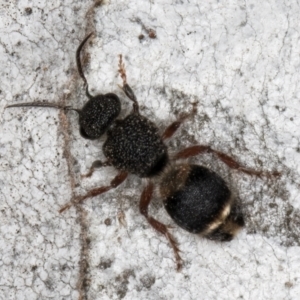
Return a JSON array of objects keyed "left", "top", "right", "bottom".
[
  {"left": 174, "top": 145, "right": 280, "bottom": 177},
  {"left": 139, "top": 182, "right": 183, "bottom": 271}
]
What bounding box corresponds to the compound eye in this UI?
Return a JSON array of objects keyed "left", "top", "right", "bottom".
[
  {"left": 79, "top": 93, "right": 121, "bottom": 139},
  {"left": 79, "top": 126, "right": 94, "bottom": 140}
]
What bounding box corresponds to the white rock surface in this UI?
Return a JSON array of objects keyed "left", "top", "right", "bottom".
[{"left": 1, "top": 0, "right": 299, "bottom": 299}]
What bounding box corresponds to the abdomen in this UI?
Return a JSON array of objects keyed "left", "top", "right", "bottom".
[{"left": 161, "top": 164, "right": 232, "bottom": 234}]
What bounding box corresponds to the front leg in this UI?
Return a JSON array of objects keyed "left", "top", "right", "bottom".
[
  {"left": 59, "top": 171, "right": 128, "bottom": 213},
  {"left": 118, "top": 55, "right": 139, "bottom": 114},
  {"left": 140, "top": 182, "right": 183, "bottom": 271}
]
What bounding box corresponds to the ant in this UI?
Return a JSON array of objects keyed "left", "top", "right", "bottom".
[{"left": 6, "top": 33, "right": 280, "bottom": 271}]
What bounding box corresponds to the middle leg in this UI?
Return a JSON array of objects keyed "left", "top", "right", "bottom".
[{"left": 162, "top": 102, "right": 197, "bottom": 140}]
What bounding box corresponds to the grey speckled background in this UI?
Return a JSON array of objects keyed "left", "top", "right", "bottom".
[{"left": 1, "top": 0, "right": 300, "bottom": 299}]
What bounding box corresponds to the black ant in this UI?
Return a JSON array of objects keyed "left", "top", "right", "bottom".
[{"left": 6, "top": 33, "right": 280, "bottom": 271}]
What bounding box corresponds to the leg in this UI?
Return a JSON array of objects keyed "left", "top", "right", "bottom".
[
  {"left": 140, "top": 182, "right": 183, "bottom": 271},
  {"left": 162, "top": 102, "right": 197, "bottom": 140},
  {"left": 59, "top": 171, "right": 128, "bottom": 213},
  {"left": 118, "top": 55, "right": 139, "bottom": 113},
  {"left": 81, "top": 160, "right": 112, "bottom": 178},
  {"left": 174, "top": 145, "right": 280, "bottom": 177}
]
